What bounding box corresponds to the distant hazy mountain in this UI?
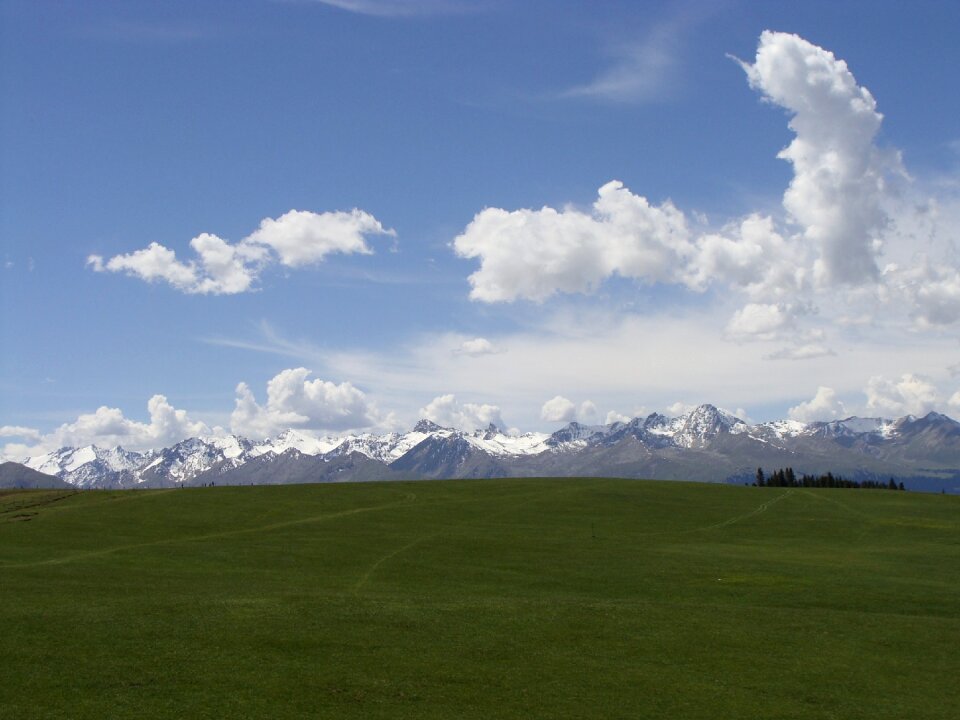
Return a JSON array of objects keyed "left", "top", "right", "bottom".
[
  {"left": 12, "top": 406, "right": 960, "bottom": 493},
  {"left": 0, "top": 461, "right": 71, "bottom": 489}
]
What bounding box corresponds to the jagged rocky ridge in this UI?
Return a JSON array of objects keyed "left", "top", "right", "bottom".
[{"left": 14, "top": 406, "right": 960, "bottom": 492}]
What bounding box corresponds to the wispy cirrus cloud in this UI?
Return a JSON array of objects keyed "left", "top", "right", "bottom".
[
  {"left": 561, "top": 21, "right": 684, "bottom": 104},
  {"left": 559, "top": 1, "right": 719, "bottom": 105},
  {"left": 307, "top": 0, "right": 483, "bottom": 17}
]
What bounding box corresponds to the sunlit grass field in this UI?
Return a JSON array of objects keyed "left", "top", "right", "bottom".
[{"left": 1, "top": 478, "right": 957, "bottom": 719}]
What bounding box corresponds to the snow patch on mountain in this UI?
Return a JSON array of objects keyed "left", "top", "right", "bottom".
[
  {"left": 250, "top": 429, "right": 340, "bottom": 458},
  {"left": 464, "top": 424, "right": 550, "bottom": 456}
]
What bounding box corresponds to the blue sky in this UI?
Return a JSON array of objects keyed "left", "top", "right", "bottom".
[{"left": 2, "top": 0, "right": 960, "bottom": 453}]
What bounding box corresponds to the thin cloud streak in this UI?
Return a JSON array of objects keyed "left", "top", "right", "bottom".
[
  {"left": 559, "top": 1, "right": 718, "bottom": 104},
  {"left": 561, "top": 23, "right": 681, "bottom": 104},
  {"left": 307, "top": 0, "right": 485, "bottom": 17}
]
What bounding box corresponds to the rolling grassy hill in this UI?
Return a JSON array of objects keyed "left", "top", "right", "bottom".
[{"left": 1, "top": 479, "right": 957, "bottom": 719}]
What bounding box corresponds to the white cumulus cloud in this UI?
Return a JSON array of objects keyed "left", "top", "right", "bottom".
[
  {"left": 889, "top": 260, "right": 960, "bottom": 327},
  {"left": 865, "top": 373, "right": 940, "bottom": 417},
  {"left": 950, "top": 391, "right": 960, "bottom": 412},
  {"left": 455, "top": 30, "right": 903, "bottom": 305},
  {"left": 578, "top": 400, "right": 599, "bottom": 423},
  {"left": 0, "top": 425, "right": 42, "bottom": 441},
  {"left": 788, "top": 386, "right": 847, "bottom": 422},
  {"left": 90, "top": 208, "right": 392, "bottom": 295},
  {"left": 2, "top": 395, "right": 210, "bottom": 459},
  {"left": 725, "top": 303, "right": 793, "bottom": 341},
  {"left": 605, "top": 410, "right": 631, "bottom": 425},
  {"left": 453, "top": 180, "right": 693, "bottom": 303},
  {"left": 88, "top": 243, "right": 203, "bottom": 292},
  {"left": 419, "top": 394, "right": 503, "bottom": 432},
  {"left": 230, "top": 368, "right": 384, "bottom": 438},
  {"left": 738, "top": 30, "right": 898, "bottom": 287},
  {"left": 454, "top": 337, "right": 499, "bottom": 356},
  {"left": 690, "top": 214, "right": 805, "bottom": 301},
  {"left": 665, "top": 401, "right": 695, "bottom": 417},
  {"left": 243, "top": 209, "right": 392, "bottom": 267},
  {"left": 540, "top": 395, "right": 577, "bottom": 423},
  {"left": 452, "top": 29, "right": 960, "bottom": 352}
]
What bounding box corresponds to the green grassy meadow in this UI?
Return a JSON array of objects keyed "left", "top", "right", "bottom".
[{"left": 1, "top": 478, "right": 958, "bottom": 719}]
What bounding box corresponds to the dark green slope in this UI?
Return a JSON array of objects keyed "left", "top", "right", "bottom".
[{"left": 0, "top": 479, "right": 957, "bottom": 719}]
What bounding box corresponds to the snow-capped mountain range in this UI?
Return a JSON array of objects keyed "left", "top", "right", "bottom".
[{"left": 14, "top": 405, "right": 960, "bottom": 492}]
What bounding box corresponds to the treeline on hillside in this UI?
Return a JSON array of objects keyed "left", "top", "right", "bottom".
[{"left": 755, "top": 467, "right": 905, "bottom": 491}]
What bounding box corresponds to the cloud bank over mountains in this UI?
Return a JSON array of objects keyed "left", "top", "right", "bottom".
[{"left": 4, "top": 364, "right": 960, "bottom": 461}]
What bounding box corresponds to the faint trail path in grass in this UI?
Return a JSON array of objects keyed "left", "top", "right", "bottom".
[
  {"left": 2, "top": 483, "right": 793, "bottom": 572},
  {"left": 351, "top": 484, "right": 794, "bottom": 594},
  {"left": 0, "top": 493, "right": 419, "bottom": 569},
  {"left": 691, "top": 489, "right": 794, "bottom": 533},
  {"left": 352, "top": 533, "right": 440, "bottom": 594},
  {"left": 796, "top": 488, "right": 881, "bottom": 544},
  {"left": 796, "top": 488, "right": 872, "bottom": 518},
  {"left": 352, "top": 479, "right": 611, "bottom": 595},
  {"left": 620, "top": 489, "right": 796, "bottom": 540}
]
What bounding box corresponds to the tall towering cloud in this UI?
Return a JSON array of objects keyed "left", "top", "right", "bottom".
[
  {"left": 453, "top": 30, "right": 958, "bottom": 348},
  {"left": 739, "top": 30, "right": 898, "bottom": 287}
]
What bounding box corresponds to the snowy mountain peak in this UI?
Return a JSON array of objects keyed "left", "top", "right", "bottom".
[
  {"left": 23, "top": 444, "right": 148, "bottom": 488},
  {"left": 547, "top": 421, "right": 606, "bottom": 446},
  {"left": 891, "top": 411, "right": 960, "bottom": 437},
  {"left": 483, "top": 422, "right": 500, "bottom": 434},
  {"left": 674, "top": 405, "right": 744, "bottom": 448},
  {"left": 202, "top": 434, "right": 251, "bottom": 460},
  {"left": 413, "top": 419, "right": 445, "bottom": 433}
]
